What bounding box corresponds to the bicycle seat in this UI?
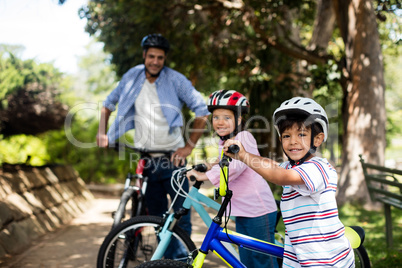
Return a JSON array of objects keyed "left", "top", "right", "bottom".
[{"left": 345, "top": 226, "right": 365, "bottom": 249}]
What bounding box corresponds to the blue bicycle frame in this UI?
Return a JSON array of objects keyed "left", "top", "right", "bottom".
[
  {"left": 194, "top": 222, "right": 284, "bottom": 267},
  {"left": 191, "top": 171, "right": 284, "bottom": 268},
  {"left": 150, "top": 167, "right": 238, "bottom": 260}
]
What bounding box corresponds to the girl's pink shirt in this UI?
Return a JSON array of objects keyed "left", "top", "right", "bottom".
[{"left": 206, "top": 131, "right": 277, "bottom": 217}]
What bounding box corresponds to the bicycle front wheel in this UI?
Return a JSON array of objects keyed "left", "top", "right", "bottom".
[
  {"left": 136, "top": 259, "right": 189, "bottom": 268},
  {"left": 97, "top": 216, "right": 196, "bottom": 268},
  {"left": 354, "top": 245, "right": 371, "bottom": 268},
  {"left": 112, "top": 188, "right": 139, "bottom": 228}
]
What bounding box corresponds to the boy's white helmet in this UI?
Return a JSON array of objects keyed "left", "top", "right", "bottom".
[{"left": 273, "top": 97, "right": 329, "bottom": 141}]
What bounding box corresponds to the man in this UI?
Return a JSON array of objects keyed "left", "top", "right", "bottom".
[{"left": 97, "top": 34, "right": 209, "bottom": 238}]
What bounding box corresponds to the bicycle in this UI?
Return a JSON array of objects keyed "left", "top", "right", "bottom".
[
  {"left": 97, "top": 163, "right": 242, "bottom": 268},
  {"left": 100, "top": 144, "right": 174, "bottom": 268},
  {"left": 136, "top": 145, "right": 371, "bottom": 268},
  {"left": 110, "top": 143, "right": 173, "bottom": 228}
]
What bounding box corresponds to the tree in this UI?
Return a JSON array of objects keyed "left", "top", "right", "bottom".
[
  {"left": 333, "top": 0, "right": 387, "bottom": 203},
  {"left": 78, "top": 0, "right": 400, "bottom": 203},
  {"left": 0, "top": 52, "right": 68, "bottom": 137}
]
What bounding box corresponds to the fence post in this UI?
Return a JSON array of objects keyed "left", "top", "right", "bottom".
[{"left": 384, "top": 203, "right": 393, "bottom": 248}]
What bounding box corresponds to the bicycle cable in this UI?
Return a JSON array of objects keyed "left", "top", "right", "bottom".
[
  {"left": 170, "top": 168, "right": 208, "bottom": 206},
  {"left": 167, "top": 168, "right": 188, "bottom": 213}
]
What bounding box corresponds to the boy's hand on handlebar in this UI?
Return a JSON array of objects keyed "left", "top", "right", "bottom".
[{"left": 223, "top": 139, "right": 245, "bottom": 160}]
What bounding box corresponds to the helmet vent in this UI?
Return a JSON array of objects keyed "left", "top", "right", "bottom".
[
  {"left": 304, "top": 101, "right": 312, "bottom": 105},
  {"left": 313, "top": 109, "right": 321, "bottom": 113},
  {"left": 294, "top": 99, "right": 301, "bottom": 104}
]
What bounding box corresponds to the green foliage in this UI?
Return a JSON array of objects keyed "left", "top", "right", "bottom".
[
  {"left": 384, "top": 47, "right": 402, "bottom": 150},
  {"left": 0, "top": 135, "right": 50, "bottom": 166},
  {"left": 79, "top": 0, "right": 317, "bottom": 92},
  {"left": 43, "top": 118, "right": 131, "bottom": 183},
  {"left": 77, "top": 41, "right": 117, "bottom": 95},
  {"left": 0, "top": 52, "right": 63, "bottom": 102},
  {"left": 0, "top": 49, "right": 67, "bottom": 135},
  {"left": 0, "top": 42, "right": 125, "bottom": 183},
  {"left": 375, "top": 1, "right": 402, "bottom": 52},
  {"left": 0, "top": 50, "right": 68, "bottom": 165}
]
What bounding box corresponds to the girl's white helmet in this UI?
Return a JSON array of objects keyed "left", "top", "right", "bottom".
[{"left": 273, "top": 97, "right": 329, "bottom": 141}]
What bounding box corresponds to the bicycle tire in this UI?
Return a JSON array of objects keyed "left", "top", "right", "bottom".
[
  {"left": 135, "top": 259, "right": 189, "bottom": 268},
  {"left": 354, "top": 244, "right": 371, "bottom": 268},
  {"left": 112, "top": 188, "right": 138, "bottom": 228},
  {"left": 97, "top": 215, "right": 196, "bottom": 268}
]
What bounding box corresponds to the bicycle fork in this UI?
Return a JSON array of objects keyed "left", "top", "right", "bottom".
[
  {"left": 193, "top": 222, "right": 244, "bottom": 268},
  {"left": 150, "top": 210, "right": 187, "bottom": 260}
]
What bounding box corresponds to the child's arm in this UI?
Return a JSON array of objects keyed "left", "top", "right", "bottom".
[
  {"left": 205, "top": 158, "right": 220, "bottom": 170},
  {"left": 223, "top": 139, "right": 304, "bottom": 186},
  {"left": 186, "top": 169, "right": 209, "bottom": 181},
  {"left": 186, "top": 158, "right": 219, "bottom": 182}
]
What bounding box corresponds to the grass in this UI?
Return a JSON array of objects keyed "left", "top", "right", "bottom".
[{"left": 339, "top": 203, "right": 402, "bottom": 267}]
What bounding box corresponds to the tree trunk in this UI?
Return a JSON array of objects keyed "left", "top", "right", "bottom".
[
  {"left": 334, "top": 0, "right": 386, "bottom": 205},
  {"left": 308, "top": 0, "right": 336, "bottom": 52}
]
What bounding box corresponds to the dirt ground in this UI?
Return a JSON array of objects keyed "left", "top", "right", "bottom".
[{"left": 0, "top": 192, "right": 229, "bottom": 268}]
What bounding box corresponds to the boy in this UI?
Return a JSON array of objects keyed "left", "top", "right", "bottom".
[{"left": 223, "top": 97, "right": 355, "bottom": 267}]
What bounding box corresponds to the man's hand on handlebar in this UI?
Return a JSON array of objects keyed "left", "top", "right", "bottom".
[
  {"left": 171, "top": 146, "right": 192, "bottom": 167},
  {"left": 97, "top": 133, "right": 109, "bottom": 147}
]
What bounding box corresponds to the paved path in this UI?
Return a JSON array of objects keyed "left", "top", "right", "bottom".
[{"left": 0, "top": 192, "right": 229, "bottom": 268}]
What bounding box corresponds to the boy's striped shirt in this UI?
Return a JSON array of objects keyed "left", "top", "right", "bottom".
[{"left": 280, "top": 157, "right": 355, "bottom": 267}]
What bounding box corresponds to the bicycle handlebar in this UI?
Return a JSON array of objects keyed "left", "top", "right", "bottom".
[
  {"left": 193, "top": 163, "right": 208, "bottom": 172},
  {"left": 226, "top": 144, "right": 240, "bottom": 154},
  {"left": 190, "top": 164, "right": 208, "bottom": 181},
  {"left": 189, "top": 163, "right": 208, "bottom": 181}
]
